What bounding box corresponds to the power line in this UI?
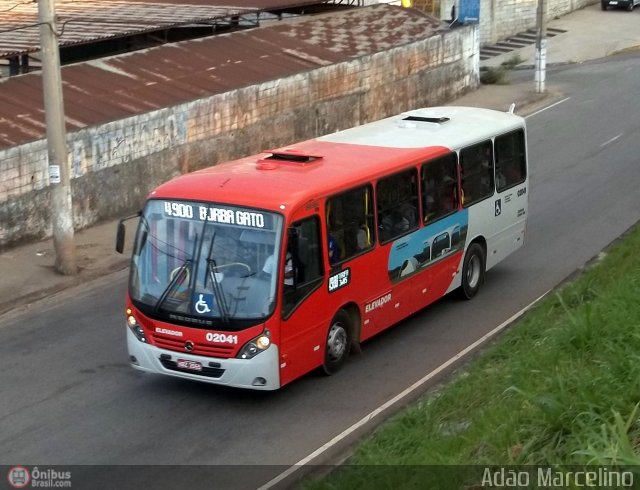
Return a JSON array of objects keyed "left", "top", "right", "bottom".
[
  {"left": 0, "top": 16, "right": 190, "bottom": 37},
  {"left": 0, "top": 0, "right": 35, "bottom": 13},
  {"left": 0, "top": 22, "right": 46, "bottom": 35}
]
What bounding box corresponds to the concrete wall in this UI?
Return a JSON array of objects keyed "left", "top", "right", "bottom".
[
  {"left": 477, "top": 0, "right": 597, "bottom": 45},
  {"left": 0, "top": 24, "right": 479, "bottom": 249}
]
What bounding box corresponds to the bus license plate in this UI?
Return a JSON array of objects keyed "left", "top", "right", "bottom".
[{"left": 177, "top": 359, "right": 202, "bottom": 372}]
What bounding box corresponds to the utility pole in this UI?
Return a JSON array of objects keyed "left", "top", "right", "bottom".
[
  {"left": 38, "top": 0, "right": 77, "bottom": 275},
  {"left": 534, "top": 0, "right": 547, "bottom": 93}
]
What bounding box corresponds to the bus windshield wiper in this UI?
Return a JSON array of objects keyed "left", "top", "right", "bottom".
[
  {"left": 154, "top": 259, "right": 192, "bottom": 313},
  {"left": 206, "top": 259, "right": 230, "bottom": 323},
  {"left": 204, "top": 228, "right": 230, "bottom": 323}
]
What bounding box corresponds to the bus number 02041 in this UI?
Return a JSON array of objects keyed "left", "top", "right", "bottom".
[{"left": 206, "top": 333, "right": 239, "bottom": 344}]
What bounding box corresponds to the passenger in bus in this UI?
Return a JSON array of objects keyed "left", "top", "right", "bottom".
[
  {"left": 379, "top": 209, "right": 409, "bottom": 242},
  {"left": 398, "top": 202, "right": 417, "bottom": 229},
  {"left": 284, "top": 254, "right": 293, "bottom": 286},
  {"left": 480, "top": 148, "right": 492, "bottom": 169},
  {"left": 356, "top": 227, "right": 370, "bottom": 250},
  {"left": 423, "top": 176, "right": 437, "bottom": 222},
  {"left": 442, "top": 177, "right": 458, "bottom": 212},
  {"left": 496, "top": 162, "right": 522, "bottom": 190},
  {"left": 328, "top": 233, "right": 340, "bottom": 265},
  {"left": 495, "top": 169, "right": 507, "bottom": 190},
  {"left": 379, "top": 212, "right": 394, "bottom": 241}
]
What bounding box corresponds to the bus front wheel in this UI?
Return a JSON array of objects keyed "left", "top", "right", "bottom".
[
  {"left": 322, "top": 310, "right": 352, "bottom": 375},
  {"left": 460, "top": 243, "right": 485, "bottom": 300}
]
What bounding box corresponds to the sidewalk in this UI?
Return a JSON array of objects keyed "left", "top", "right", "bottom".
[
  {"left": 1, "top": 3, "right": 639, "bottom": 319},
  {"left": 480, "top": 3, "right": 640, "bottom": 69},
  {"left": 0, "top": 220, "right": 131, "bottom": 317}
]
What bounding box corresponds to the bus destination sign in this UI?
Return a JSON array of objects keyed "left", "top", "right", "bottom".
[{"left": 163, "top": 201, "right": 269, "bottom": 229}]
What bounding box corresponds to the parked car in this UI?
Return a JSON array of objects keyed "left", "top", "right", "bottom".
[{"left": 601, "top": 0, "right": 640, "bottom": 10}]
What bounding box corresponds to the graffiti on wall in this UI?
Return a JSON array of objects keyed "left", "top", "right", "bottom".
[{"left": 71, "top": 111, "right": 188, "bottom": 178}]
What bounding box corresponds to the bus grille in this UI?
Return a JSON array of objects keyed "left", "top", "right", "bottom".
[
  {"left": 151, "top": 334, "right": 235, "bottom": 358},
  {"left": 159, "top": 358, "right": 225, "bottom": 378}
]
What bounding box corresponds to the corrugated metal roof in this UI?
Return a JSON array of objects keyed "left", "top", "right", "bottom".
[
  {"left": 0, "top": 5, "right": 448, "bottom": 151},
  {"left": 271, "top": 4, "right": 447, "bottom": 57},
  {"left": 0, "top": 0, "right": 332, "bottom": 59}
]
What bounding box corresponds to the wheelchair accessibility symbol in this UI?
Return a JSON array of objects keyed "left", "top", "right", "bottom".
[
  {"left": 495, "top": 199, "right": 502, "bottom": 217},
  {"left": 193, "top": 293, "right": 214, "bottom": 314}
]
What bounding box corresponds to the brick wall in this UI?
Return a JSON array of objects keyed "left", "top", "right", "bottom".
[{"left": 0, "top": 25, "right": 478, "bottom": 249}]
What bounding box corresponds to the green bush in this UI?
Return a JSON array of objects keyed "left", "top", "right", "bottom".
[
  {"left": 501, "top": 54, "right": 524, "bottom": 69},
  {"left": 480, "top": 66, "right": 509, "bottom": 85}
]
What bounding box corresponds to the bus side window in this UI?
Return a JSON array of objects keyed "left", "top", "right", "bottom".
[
  {"left": 376, "top": 169, "right": 419, "bottom": 243},
  {"left": 495, "top": 129, "right": 527, "bottom": 192},
  {"left": 421, "top": 152, "right": 459, "bottom": 223},
  {"left": 460, "top": 140, "right": 494, "bottom": 207},
  {"left": 326, "top": 185, "right": 375, "bottom": 265}
]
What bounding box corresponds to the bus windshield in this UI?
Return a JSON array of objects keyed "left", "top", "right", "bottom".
[{"left": 129, "top": 199, "right": 283, "bottom": 327}]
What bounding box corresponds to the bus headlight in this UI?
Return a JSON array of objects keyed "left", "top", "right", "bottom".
[
  {"left": 237, "top": 331, "right": 271, "bottom": 359},
  {"left": 126, "top": 311, "right": 146, "bottom": 343}
]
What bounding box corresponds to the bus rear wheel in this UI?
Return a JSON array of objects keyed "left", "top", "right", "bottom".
[
  {"left": 322, "top": 310, "right": 351, "bottom": 375},
  {"left": 459, "top": 243, "right": 485, "bottom": 300}
]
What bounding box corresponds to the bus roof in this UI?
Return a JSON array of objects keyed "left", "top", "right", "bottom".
[
  {"left": 319, "top": 106, "right": 525, "bottom": 149},
  {"left": 151, "top": 106, "right": 525, "bottom": 212}
]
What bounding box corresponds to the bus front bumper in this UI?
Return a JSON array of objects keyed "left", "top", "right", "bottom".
[{"left": 127, "top": 328, "right": 281, "bottom": 390}]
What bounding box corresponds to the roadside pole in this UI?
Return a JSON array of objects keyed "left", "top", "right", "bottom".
[
  {"left": 534, "top": 0, "right": 547, "bottom": 93},
  {"left": 38, "top": 0, "right": 77, "bottom": 275}
]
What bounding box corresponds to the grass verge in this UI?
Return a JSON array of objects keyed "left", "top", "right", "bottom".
[{"left": 304, "top": 222, "right": 640, "bottom": 489}]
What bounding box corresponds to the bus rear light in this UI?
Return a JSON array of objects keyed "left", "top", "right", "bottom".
[{"left": 237, "top": 330, "right": 271, "bottom": 360}]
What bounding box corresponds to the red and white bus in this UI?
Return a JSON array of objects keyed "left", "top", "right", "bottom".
[{"left": 116, "top": 106, "right": 528, "bottom": 390}]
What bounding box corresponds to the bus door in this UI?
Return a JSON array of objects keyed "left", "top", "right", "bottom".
[{"left": 278, "top": 215, "right": 327, "bottom": 385}]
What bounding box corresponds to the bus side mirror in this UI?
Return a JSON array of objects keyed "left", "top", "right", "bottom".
[
  {"left": 115, "top": 211, "right": 141, "bottom": 254},
  {"left": 115, "top": 220, "right": 126, "bottom": 254}
]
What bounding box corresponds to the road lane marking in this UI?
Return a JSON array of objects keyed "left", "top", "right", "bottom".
[
  {"left": 526, "top": 97, "right": 570, "bottom": 118},
  {"left": 600, "top": 133, "right": 623, "bottom": 148},
  {"left": 258, "top": 290, "right": 552, "bottom": 490}
]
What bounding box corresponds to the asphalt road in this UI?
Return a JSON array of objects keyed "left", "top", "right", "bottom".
[{"left": 1, "top": 53, "right": 639, "bottom": 489}]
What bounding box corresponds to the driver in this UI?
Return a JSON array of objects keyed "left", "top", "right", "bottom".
[{"left": 262, "top": 253, "right": 293, "bottom": 286}]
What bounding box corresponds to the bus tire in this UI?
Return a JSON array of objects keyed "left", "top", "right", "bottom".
[
  {"left": 459, "top": 243, "right": 485, "bottom": 300},
  {"left": 322, "top": 310, "right": 352, "bottom": 375}
]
